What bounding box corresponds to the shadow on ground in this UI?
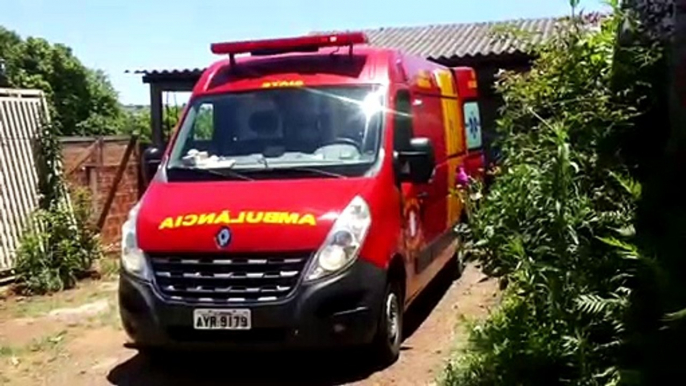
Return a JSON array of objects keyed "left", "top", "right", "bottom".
[{"left": 107, "top": 268, "right": 457, "bottom": 386}]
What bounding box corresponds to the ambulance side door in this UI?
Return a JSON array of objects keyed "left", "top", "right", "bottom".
[{"left": 393, "top": 89, "right": 427, "bottom": 299}]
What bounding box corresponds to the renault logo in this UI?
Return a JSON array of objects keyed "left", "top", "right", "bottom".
[{"left": 215, "top": 227, "right": 232, "bottom": 249}]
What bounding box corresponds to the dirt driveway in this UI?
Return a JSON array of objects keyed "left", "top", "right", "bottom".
[{"left": 0, "top": 263, "right": 498, "bottom": 386}]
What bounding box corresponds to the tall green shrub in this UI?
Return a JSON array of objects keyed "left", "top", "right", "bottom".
[
  {"left": 610, "top": 1, "right": 686, "bottom": 384},
  {"left": 14, "top": 121, "right": 103, "bottom": 295},
  {"left": 442, "top": 3, "right": 659, "bottom": 385}
]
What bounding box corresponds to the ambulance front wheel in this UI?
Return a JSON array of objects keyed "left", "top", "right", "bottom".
[
  {"left": 370, "top": 279, "right": 404, "bottom": 366},
  {"left": 448, "top": 211, "right": 470, "bottom": 280},
  {"left": 447, "top": 244, "right": 466, "bottom": 280}
]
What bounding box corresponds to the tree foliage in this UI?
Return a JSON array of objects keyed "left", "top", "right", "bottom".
[
  {"left": 442, "top": 3, "right": 662, "bottom": 385},
  {"left": 0, "top": 26, "right": 124, "bottom": 136},
  {"left": 121, "top": 104, "right": 183, "bottom": 143}
]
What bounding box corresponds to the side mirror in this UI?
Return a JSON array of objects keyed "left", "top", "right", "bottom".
[
  {"left": 141, "top": 146, "right": 163, "bottom": 183},
  {"left": 396, "top": 137, "right": 436, "bottom": 184}
]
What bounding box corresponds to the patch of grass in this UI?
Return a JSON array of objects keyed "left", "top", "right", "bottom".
[
  {"left": 3, "top": 279, "right": 115, "bottom": 319},
  {"left": 0, "top": 330, "right": 68, "bottom": 358},
  {"left": 6, "top": 296, "right": 67, "bottom": 319},
  {"left": 0, "top": 344, "right": 15, "bottom": 357},
  {"left": 75, "top": 297, "right": 121, "bottom": 331},
  {"left": 27, "top": 330, "right": 67, "bottom": 353},
  {"left": 97, "top": 257, "right": 120, "bottom": 280},
  {"left": 98, "top": 302, "right": 122, "bottom": 331}
]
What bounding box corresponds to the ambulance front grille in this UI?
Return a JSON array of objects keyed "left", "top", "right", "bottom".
[{"left": 148, "top": 252, "right": 312, "bottom": 304}]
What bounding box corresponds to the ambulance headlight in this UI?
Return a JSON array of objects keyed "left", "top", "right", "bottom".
[
  {"left": 306, "top": 196, "right": 371, "bottom": 281},
  {"left": 120, "top": 202, "right": 150, "bottom": 280}
]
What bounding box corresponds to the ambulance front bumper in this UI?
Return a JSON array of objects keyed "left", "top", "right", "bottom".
[{"left": 118, "top": 258, "right": 387, "bottom": 352}]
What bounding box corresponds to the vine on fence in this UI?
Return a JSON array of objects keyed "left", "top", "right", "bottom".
[{"left": 13, "top": 120, "right": 103, "bottom": 295}]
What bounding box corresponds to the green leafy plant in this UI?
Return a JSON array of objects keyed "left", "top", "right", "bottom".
[
  {"left": 34, "top": 121, "right": 65, "bottom": 209},
  {"left": 443, "top": 3, "right": 660, "bottom": 385},
  {"left": 13, "top": 121, "right": 103, "bottom": 295}
]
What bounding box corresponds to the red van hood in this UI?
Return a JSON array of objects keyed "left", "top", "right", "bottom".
[{"left": 136, "top": 178, "right": 373, "bottom": 253}]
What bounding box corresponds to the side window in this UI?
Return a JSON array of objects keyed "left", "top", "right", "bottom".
[
  {"left": 178, "top": 103, "right": 214, "bottom": 155},
  {"left": 463, "top": 101, "right": 483, "bottom": 150},
  {"left": 193, "top": 103, "right": 214, "bottom": 141},
  {"left": 393, "top": 90, "right": 413, "bottom": 151}
]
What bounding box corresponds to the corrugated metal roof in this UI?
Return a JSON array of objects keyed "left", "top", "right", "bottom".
[
  {"left": 125, "top": 68, "right": 204, "bottom": 77},
  {"left": 129, "top": 14, "right": 606, "bottom": 78},
  {"left": 315, "top": 16, "right": 562, "bottom": 60}
]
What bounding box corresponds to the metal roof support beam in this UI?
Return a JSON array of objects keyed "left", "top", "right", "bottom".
[
  {"left": 142, "top": 79, "right": 198, "bottom": 91},
  {"left": 147, "top": 80, "right": 197, "bottom": 149},
  {"left": 149, "top": 83, "right": 164, "bottom": 149}
]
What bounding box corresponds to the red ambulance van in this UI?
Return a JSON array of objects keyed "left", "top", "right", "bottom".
[{"left": 119, "top": 32, "right": 484, "bottom": 364}]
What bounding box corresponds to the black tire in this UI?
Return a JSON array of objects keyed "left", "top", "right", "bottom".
[
  {"left": 449, "top": 212, "right": 470, "bottom": 280},
  {"left": 370, "top": 279, "right": 404, "bottom": 367},
  {"left": 449, "top": 244, "right": 466, "bottom": 280}
]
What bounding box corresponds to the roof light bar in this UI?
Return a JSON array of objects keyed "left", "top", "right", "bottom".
[{"left": 210, "top": 32, "right": 368, "bottom": 58}]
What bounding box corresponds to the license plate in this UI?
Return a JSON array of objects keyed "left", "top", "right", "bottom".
[{"left": 193, "top": 309, "right": 251, "bottom": 330}]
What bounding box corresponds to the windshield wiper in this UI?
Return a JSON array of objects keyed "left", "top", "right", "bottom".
[
  {"left": 246, "top": 152, "right": 345, "bottom": 178},
  {"left": 248, "top": 165, "right": 347, "bottom": 179},
  {"left": 170, "top": 166, "right": 254, "bottom": 181},
  {"left": 256, "top": 155, "right": 270, "bottom": 169},
  {"left": 287, "top": 166, "right": 347, "bottom": 178}
]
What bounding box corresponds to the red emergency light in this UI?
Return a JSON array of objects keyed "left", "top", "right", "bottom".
[{"left": 211, "top": 32, "right": 368, "bottom": 63}]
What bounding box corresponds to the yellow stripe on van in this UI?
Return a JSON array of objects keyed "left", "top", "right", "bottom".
[
  {"left": 434, "top": 69, "right": 465, "bottom": 226},
  {"left": 446, "top": 157, "right": 464, "bottom": 226}
]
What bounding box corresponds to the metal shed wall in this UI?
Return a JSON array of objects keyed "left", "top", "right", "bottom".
[{"left": 0, "top": 88, "right": 49, "bottom": 272}]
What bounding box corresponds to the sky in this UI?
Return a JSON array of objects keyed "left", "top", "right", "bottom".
[{"left": 0, "top": 0, "right": 609, "bottom": 105}]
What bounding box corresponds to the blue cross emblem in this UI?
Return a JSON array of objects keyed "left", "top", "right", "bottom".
[{"left": 467, "top": 112, "right": 480, "bottom": 138}]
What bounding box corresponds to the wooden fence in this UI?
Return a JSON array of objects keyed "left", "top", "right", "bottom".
[
  {"left": 61, "top": 135, "right": 141, "bottom": 250},
  {"left": 0, "top": 88, "right": 49, "bottom": 274}
]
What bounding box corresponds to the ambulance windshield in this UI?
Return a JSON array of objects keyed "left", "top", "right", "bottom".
[{"left": 167, "top": 85, "right": 384, "bottom": 177}]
